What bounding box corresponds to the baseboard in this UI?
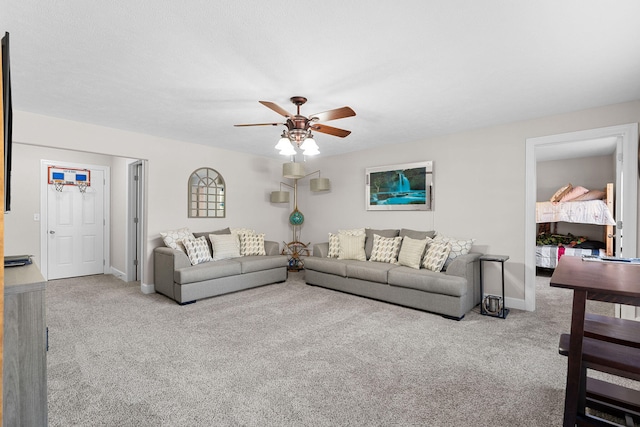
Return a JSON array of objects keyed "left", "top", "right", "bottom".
[
  {"left": 505, "top": 296, "right": 527, "bottom": 311},
  {"left": 110, "top": 267, "right": 127, "bottom": 282},
  {"left": 141, "top": 283, "right": 155, "bottom": 294}
]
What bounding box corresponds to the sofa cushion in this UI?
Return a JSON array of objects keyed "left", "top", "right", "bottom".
[
  {"left": 346, "top": 261, "right": 398, "bottom": 284},
  {"left": 397, "top": 236, "right": 430, "bottom": 269},
  {"left": 209, "top": 234, "right": 241, "bottom": 261},
  {"left": 369, "top": 234, "right": 403, "bottom": 264},
  {"left": 365, "top": 228, "right": 400, "bottom": 259},
  {"left": 239, "top": 255, "right": 288, "bottom": 274},
  {"left": 183, "top": 236, "right": 212, "bottom": 265},
  {"left": 399, "top": 228, "right": 436, "bottom": 240},
  {"left": 174, "top": 259, "right": 242, "bottom": 284},
  {"left": 304, "top": 257, "right": 349, "bottom": 277},
  {"left": 422, "top": 241, "right": 451, "bottom": 272},
  {"left": 338, "top": 234, "right": 366, "bottom": 261},
  {"left": 388, "top": 266, "right": 468, "bottom": 297}
]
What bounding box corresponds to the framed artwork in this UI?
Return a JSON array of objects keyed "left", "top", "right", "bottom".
[{"left": 365, "top": 161, "right": 433, "bottom": 211}]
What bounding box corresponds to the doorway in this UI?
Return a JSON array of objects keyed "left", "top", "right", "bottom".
[
  {"left": 524, "top": 123, "right": 638, "bottom": 313},
  {"left": 127, "top": 160, "right": 146, "bottom": 283},
  {"left": 40, "top": 160, "right": 111, "bottom": 280}
]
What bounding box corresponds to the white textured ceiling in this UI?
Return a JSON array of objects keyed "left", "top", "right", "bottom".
[{"left": 2, "top": 1, "right": 640, "bottom": 159}]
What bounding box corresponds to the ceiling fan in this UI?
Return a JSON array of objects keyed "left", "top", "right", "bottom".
[{"left": 235, "top": 96, "right": 356, "bottom": 155}]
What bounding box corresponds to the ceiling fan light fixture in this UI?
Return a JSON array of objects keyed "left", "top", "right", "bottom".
[
  {"left": 300, "top": 136, "right": 318, "bottom": 151},
  {"left": 278, "top": 143, "right": 296, "bottom": 156},
  {"left": 275, "top": 133, "right": 291, "bottom": 150}
]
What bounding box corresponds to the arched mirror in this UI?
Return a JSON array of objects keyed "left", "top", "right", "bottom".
[{"left": 188, "top": 168, "right": 225, "bottom": 218}]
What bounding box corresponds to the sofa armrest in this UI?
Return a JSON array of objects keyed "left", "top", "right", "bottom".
[
  {"left": 445, "top": 253, "right": 482, "bottom": 304},
  {"left": 264, "top": 240, "right": 279, "bottom": 256},
  {"left": 154, "top": 247, "right": 191, "bottom": 299},
  {"left": 313, "top": 242, "right": 329, "bottom": 258}
]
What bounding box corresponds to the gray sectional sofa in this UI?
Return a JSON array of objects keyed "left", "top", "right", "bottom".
[
  {"left": 304, "top": 229, "right": 481, "bottom": 320},
  {"left": 154, "top": 232, "right": 288, "bottom": 304}
]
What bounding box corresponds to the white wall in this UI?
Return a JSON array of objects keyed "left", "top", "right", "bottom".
[
  {"left": 305, "top": 101, "right": 640, "bottom": 307},
  {"left": 537, "top": 154, "right": 615, "bottom": 240},
  {"left": 5, "top": 144, "right": 117, "bottom": 267},
  {"left": 9, "top": 111, "right": 289, "bottom": 288},
  {"left": 8, "top": 101, "right": 640, "bottom": 309}
]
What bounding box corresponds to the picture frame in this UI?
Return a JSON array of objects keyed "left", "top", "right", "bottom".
[{"left": 365, "top": 161, "right": 433, "bottom": 211}]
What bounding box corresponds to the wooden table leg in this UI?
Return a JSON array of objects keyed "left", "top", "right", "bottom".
[{"left": 563, "top": 290, "right": 587, "bottom": 427}]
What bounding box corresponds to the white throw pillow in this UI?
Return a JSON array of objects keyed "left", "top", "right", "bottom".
[
  {"left": 338, "top": 228, "right": 366, "bottom": 236},
  {"left": 397, "top": 236, "right": 431, "bottom": 269},
  {"left": 183, "top": 236, "right": 212, "bottom": 265},
  {"left": 328, "top": 228, "right": 366, "bottom": 258},
  {"left": 434, "top": 234, "right": 475, "bottom": 267},
  {"left": 209, "top": 234, "right": 241, "bottom": 261},
  {"left": 369, "top": 234, "right": 403, "bottom": 264},
  {"left": 230, "top": 227, "right": 255, "bottom": 237},
  {"left": 337, "top": 234, "right": 366, "bottom": 261},
  {"left": 239, "top": 233, "right": 266, "bottom": 256},
  {"left": 160, "top": 227, "right": 194, "bottom": 253},
  {"left": 422, "top": 241, "right": 451, "bottom": 272}
]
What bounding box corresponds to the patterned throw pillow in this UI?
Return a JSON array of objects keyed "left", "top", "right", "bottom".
[
  {"left": 369, "top": 234, "right": 403, "bottom": 264},
  {"left": 328, "top": 233, "right": 340, "bottom": 258},
  {"left": 239, "top": 233, "right": 266, "bottom": 256},
  {"left": 434, "top": 234, "right": 475, "bottom": 267},
  {"left": 209, "top": 234, "right": 240, "bottom": 261},
  {"left": 160, "top": 227, "right": 194, "bottom": 253},
  {"left": 183, "top": 236, "right": 212, "bottom": 265},
  {"left": 422, "top": 241, "right": 451, "bottom": 272},
  {"left": 397, "top": 236, "right": 431, "bottom": 269},
  {"left": 337, "top": 234, "right": 366, "bottom": 261}
]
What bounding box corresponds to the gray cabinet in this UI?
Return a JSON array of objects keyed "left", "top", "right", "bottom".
[{"left": 3, "top": 263, "right": 47, "bottom": 427}]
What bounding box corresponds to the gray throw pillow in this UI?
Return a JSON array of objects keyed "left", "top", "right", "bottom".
[{"left": 365, "top": 228, "right": 400, "bottom": 259}]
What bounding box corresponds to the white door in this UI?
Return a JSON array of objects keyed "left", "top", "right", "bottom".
[{"left": 47, "top": 169, "right": 105, "bottom": 279}]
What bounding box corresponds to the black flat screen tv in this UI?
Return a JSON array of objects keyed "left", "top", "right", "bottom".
[{"left": 2, "top": 31, "right": 12, "bottom": 212}]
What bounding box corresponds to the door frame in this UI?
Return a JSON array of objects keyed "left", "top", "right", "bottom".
[
  {"left": 40, "top": 160, "right": 111, "bottom": 280},
  {"left": 126, "top": 160, "right": 147, "bottom": 285},
  {"left": 524, "top": 123, "right": 638, "bottom": 311}
]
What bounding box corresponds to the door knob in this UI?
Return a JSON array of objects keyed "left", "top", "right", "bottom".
[{"left": 49, "top": 230, "right": 55, "bottom": 234}]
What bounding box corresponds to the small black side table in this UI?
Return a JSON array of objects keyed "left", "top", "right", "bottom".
[{"left": 479, "top": 254, "right": 510, "bottom": 319}]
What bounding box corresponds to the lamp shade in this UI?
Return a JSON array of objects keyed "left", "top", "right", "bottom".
[
  {"left": 283, "top": 162, "right": 305, "bottom": 179},
  {"left": 270, "top": 191, "right": 290, "bottom": 203},
  {"left": 278, "top": 144, "right": 296, "bottom": 156},
  {"left": 310, "top": 177, "right": 331, "bottom": 192}
]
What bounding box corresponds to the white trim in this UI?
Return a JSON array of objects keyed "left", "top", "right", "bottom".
[
  {"left": 110, "top": 266, "right": 126, "bottom": 282},
  {"left": 525, "top": 123, "right": 638, "bottom": 312},
  {"left": 40, "top": 159, "right": 111, "bottom": 280},
  {"left": 141, "top": 283, "right": 155, "bottom": 294}
]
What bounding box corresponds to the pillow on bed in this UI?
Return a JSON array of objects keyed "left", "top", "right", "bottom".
[
  {"left": 559, "top": 186, "right": 589, "bottom": 202},
  {"left": 572, "top": 189, "right": 606, "bottom": 201},
  {"left": 550, "top": 184, "right": 572, "bottom": 202}
]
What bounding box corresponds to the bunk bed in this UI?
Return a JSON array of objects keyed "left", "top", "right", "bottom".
[{"left": 535, "top": 183, "right": 615, "bottom": 269}]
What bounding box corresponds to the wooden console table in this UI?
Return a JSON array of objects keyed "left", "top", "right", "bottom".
[{"left": 550, "top": 256, "right": 640, "bottom": 426}]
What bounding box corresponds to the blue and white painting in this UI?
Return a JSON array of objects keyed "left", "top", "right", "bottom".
[{"left": 366, "top": 161, "right": 433, "bottom": 211}]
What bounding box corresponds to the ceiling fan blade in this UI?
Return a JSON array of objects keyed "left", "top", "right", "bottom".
[
  {"left": 310, "top": 106, "right": 356, "bottom": 122},
  {"left": 234, "top": 122, "right": 283, "bottom": 127},
  {"left": 259, "top": 101, "right": 295, "bottom": 118},
  {"left": 311, "top": 123, "right": 351, "bottom": 138}
]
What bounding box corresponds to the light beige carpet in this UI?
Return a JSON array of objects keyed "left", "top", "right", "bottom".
[{"left": 45, "top": 271, "right": 634, "bottom": 426}]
